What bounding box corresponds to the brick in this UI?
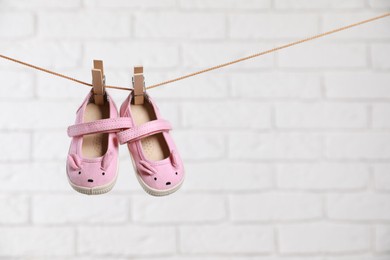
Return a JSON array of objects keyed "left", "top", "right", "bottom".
[
  {"left": 0, "top": 133, "right": 30, "bottom": 161},
  {"left": 180, "top": 225, "right": 274, "bottom": 253},
  {"left": 0, "top": 162, "right": 70, "bottom": 192},
  {"left": 183, "top": 162, "right": 274, "bottom": 191},
  {"left": 130, "top": 257, "right": 278, "bottom": 260},
  {"left": 150, "top": 101, "right": 180, "bottom": 126},
  {"left": 369, "top": 0, "right": 390, "bottom": 7},
  {"left": 325, "top": 72, "right": 390, "bottom": 98},
  {"left": 36, "top": 69, "right": 92, "bottom": 99},
  {"left": 33, "top": 131, "right": 69, "bottom": 160},
  {"left": 180, "top": 0, "right": 270, "bottom": 9},
  {"left": 152, "top": 74, "right": 229, "bottom": 99},
  {"left": 325, "top": 133, "right": 390, "bottom": 159},
  {"left": 174, "top": 131, "right": 226, "bottom": 160},
  {"left": 0, "top": 13, "right": 34, "bottom": 38},
  {"left": 230, "top": 192, "right": 322, "bottom": 221},
  {"left": 0, "top": 195, "right": 28, "bottom": 224},
  {"left": 62, "top": 258, "right": 127, "bottom": 260},
  {"left": 78, "top": 226, "right": 176, "bottom": 256},
  {"left": 278, "top": 43, "right": 366, "bottom": 68},
  {"left": 0, "top": 0, "right": 81, "bottom": 9},
  {"left": 277, "top": 163, "right": 369, "bottom": 190},
  {"left": 0, "top": 70, "right": 34, "bottom": 99},
  {"left": 135, "top": 13, "right": 225, "bottom": 39},
  {"left": 327, "top": 193, "right": 390, "bottom": 220},
  {"left": 113, "top": 158, "right": 141, "bottom": 192},
  {"left": 133, "top": 194, "right": 225, "bottom": 223},
  {"left": 39, "top": 12, "right": 130, "bottom": 39},
  {"left": 231, "top": 72, "right": 321, "bottom": 99},
  {"left": 374, "top": 164, "right": 390, "bottom": 191},
  {"left": 230, "top": 14, "right": 318, "bottom": 39},
  {"left": 0, "top": 101, "right": 77, "bottom": 130},
  {"left": 279, "top": 223, "right": 370, "bottom": 253},
  {"left": 375, "top": 225, "right": 390, "bottom": 252},
  {"left": 322, "top": 13, "right": 390, "bottom": 39},
  {"left": 326, "top": 257, "right": 390, "bottom": 260},
  {"left": 275, "top": 0, "right": 365, "bottom": 9},
  {"left": 84, "top": 42, "right": 179, "bottom": 69},
  {"left": 84, "top": 0, "right": 176, "bottom": 8},
  {"left": 0, "top": 227, "right": 74, "bottom": 256},
  {"left": 182, "top": 101, "right": 271, "bottom": 129},
  {"left": 127, "top": 254, "right": 278, "bottom": 260},
  {"left": 275, "top": 102, "right": 368, "bottom": 128},
  {"left": 373, "top": 104, "right": 390, "bottom": 128},
  {"left": 182, "top": 43, "right": 274, "bottom": 69},
  {"left": 372, "top": 43, "right": 390, "bottom": 69},
  {"left": 229, "top": 133, "right": 322, "bottom": 159},
  {"left": 32, "top": 195, "right": 128, "bottom": 224},
  {"left": 119, "top": 145, "right": 132, "bottom": 161},
  {"left": 0, "top": 41, "right": 81, "bottom": 69}
]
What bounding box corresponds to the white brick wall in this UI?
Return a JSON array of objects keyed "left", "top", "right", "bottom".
[
  {"left": 278, "top": 223, "right": 371, "bottom": 253},
  {"left": 0, "top": 0, "right": 389, "bottom": 259}
]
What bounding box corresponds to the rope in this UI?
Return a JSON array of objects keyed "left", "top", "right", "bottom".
[
  {"left": 147, "top": 12, "right": 390, "bottom": 89},
  {"left": 0, "top": 12, "right": 389, "bottom": 91},
  {"left": 0, "top": 54, "right": 130, "bottom": 91}
]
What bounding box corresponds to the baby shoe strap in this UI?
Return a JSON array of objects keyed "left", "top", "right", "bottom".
[
  {"left": 68, "top": 117, "right": 133, "bottom": 137},
  {"left": 117, "top": 119, "right": 172, "bottom": 144}
]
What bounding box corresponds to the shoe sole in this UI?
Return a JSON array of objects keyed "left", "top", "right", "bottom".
[
  {"left": 66, "top": 159, "right": 119, "bottom": 195},
  {"left": 130, "top": 155, "right": 184, "bottom": 196}
]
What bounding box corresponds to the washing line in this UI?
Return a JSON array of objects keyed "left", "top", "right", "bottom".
[{"left": 0, "top": 12, "right": 388, "bottom": 91}]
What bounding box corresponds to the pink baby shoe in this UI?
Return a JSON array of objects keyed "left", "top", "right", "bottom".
[
  {"left": 118, "top": 91, "right": 185, "bottom": 196},
  {"left": 66, "top": 90, "right": 131, "bottom": 195}
]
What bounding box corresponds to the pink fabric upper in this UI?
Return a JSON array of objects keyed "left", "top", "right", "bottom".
[
  {"left": 119, "top": 92, "right": 185, "bottom": 191},
  {"left": 67, "top": 91, "right": 128, "bottom": 189},
  {"left": 117, "top": 119, "right": 172, "bottom": 144}
]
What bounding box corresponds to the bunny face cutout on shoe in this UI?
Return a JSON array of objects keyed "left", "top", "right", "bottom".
[
  {"left": 67, "top": 152, "right": 117, "bottom": 189},
  {"left": 136, "top": 150, "right": 184, "bottom": 191}
]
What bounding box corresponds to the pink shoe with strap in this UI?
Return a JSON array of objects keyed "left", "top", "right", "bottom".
[
  {"left": 66, "top": 90, "right": 132, "bottom": 195},
  {"left": 118, "top": 91, "right": 185, "bottom": 196}
]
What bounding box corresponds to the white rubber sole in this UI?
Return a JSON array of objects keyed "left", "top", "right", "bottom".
[
  {"left": 66, "top": 159, "right": 119, "bottom": 196},
  {"left": 130, "top": 156, "right": 184, "bottom": 197}
]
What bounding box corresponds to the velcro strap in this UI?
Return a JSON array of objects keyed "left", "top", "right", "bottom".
[
  {"left": 68, "top": 117, "right": 133, "bottom": 137},
  {"left": 117, "top": 119, "right": 172, "bottom": 144}
]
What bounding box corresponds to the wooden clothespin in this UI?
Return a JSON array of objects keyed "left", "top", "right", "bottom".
[
  {"left": 133, "top": 66, "right": 145, "bottom": 105},
  {"left": 92, "top": 60, "right": 105, "bottom": 105}
]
